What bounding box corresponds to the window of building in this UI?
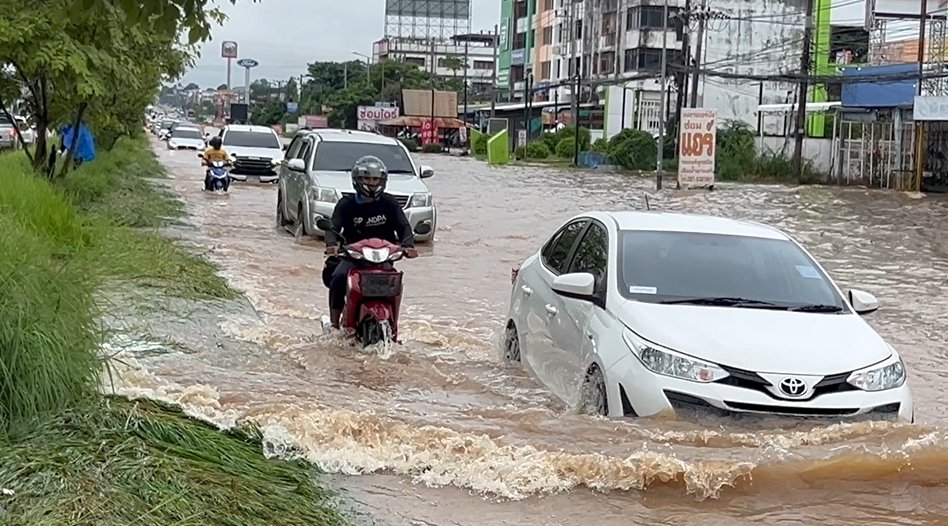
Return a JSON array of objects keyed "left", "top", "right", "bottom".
[
  {"left": 540, "top": 60, "right": 552, "bottom": 80},
  {"left": 542, "top": 26, "right": 554, "bottom": 46},
  {"left": 473, "top": 60, "right": 494, "bottom": 70}
]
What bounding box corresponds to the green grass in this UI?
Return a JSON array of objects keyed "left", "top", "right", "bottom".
[
  {"left": 0, "top": 398, "right": 345, "bottom": 526},
  {"left": 0, "top": 136, "right": 344, "bottom": 524}
]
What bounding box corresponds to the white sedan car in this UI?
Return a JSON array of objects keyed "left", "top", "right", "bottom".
[{"left": 504, "top": 211, "right": 914, "bottom": 423}]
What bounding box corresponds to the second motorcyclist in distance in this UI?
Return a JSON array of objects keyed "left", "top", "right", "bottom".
[{"left": 323, "top": 155, "right": 418, "bottom": 329}]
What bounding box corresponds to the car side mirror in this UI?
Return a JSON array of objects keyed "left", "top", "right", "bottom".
[
  {"left": 849, "top": 289, "right": 879, "bottom": 315},
  {"left": 420, "top": 165, "right": 434, "bottom": 178},
  {"left": 282, "top": 143, "right": 289, "bottom": 151},
  {"left": 551, "top": 272, "right": 596, "bottom": 299},
  {"left": 287, "top": 158, "right": 306, "bottom": 172}
]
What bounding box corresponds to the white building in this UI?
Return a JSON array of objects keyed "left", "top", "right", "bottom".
[
  {"left": 373, "top": 32, "right": 498, "bottom": 98},
  {"left": 507, "top": 0, "right": 804, "bottom": 139}
]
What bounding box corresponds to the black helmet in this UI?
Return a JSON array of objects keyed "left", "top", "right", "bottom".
[
  {"left": 351, "top": 155, "right": 388, "bottom": 199},
  {"left": 209, "top": 136, "right": 222, "bottom": 148}
]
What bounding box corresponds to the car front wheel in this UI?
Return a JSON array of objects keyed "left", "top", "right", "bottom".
[{"left": 578, "top": 365, "right": 608, "bottom": 417}]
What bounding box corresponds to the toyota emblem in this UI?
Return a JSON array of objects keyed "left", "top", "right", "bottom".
[{"left": 778, "top": 377, "right": 807, "bottom": 397}]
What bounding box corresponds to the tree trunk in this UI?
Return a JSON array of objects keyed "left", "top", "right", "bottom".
[{"left": 60, "top": 102, "right": 88, "bottom": 177}]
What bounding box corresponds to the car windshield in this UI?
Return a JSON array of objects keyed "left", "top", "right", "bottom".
[
  {"left": 173, "top": 129, "right": 203, "bottom": 139},
  {"left": 222, "top": 130, "right": 281, "bottom": 149},
  {"left": 160, "top": 120, "right": 175, "bottom": 128},
  {"left": 312, "top": 142, "right": 415, "bottom": 174},
  {"left": 618, "top": 230, "right": 845, "bottom": 309}
]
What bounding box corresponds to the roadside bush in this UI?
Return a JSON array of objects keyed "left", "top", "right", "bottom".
[
  {"left": 540, "top": 131, "right": 559, "bottom": 153},
  {"left": 472, "top": 132, "right": 490, "bottom": 155},
  {"left": 609, "top": 129, "right": 656, "bottom": 171},
  {"left": 590, "top": 138, "right": 610, "bottom": 153},
  {"left": 421, "top": 143, "right": 444, "bottom": 153},
  {"left": 716, "top": 120, "right": 757, "bottom": 181},
  {"left": 399, "top": 137, "right": 419, "bottom": 152},
  {"left": 526, "top": 141, "right": 551, "bottom": 159},
  {"left": 556, "top": 136, "right": 577, "bottom": 159},
  {"left": 553, "top": 126, "right": 591, "bottom": 151}
]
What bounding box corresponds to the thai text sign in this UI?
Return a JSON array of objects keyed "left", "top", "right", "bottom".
[
  {"left": 357, "top": 105, "right": 401, "bottom": 132},
  {"left": 677, "top": 108, "right": 716, "bottom": 186}
]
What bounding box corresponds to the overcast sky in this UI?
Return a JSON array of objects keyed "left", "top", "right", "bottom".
[{"left": 180, "top": 0, "right": 500, "bottom": 88}]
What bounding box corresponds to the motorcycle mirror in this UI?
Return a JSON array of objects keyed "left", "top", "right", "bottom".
[
  {"left": 197, "top": 152, "right": 204, "bottom": 158},
  {"left": 315, "top": 218, "right": 334, "bottom": 231}
]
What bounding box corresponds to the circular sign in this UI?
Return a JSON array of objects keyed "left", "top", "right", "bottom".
[{"left": 237, "top": 58, "right": 259, "bottom": 68}]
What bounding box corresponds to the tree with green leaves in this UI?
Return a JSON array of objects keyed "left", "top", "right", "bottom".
[{"left": 0, "top": 0, "right": 250, "bottom": 173}]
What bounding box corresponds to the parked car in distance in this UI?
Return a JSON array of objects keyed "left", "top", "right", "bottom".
[
  {"left": 0, "top": 114, "right": 17, "bottom": 151},
  {"left": 504, "top": 211, "right": 913, "bottom": 423},
  {"left": 167, "top": 126, "right": 206, "bottom": 150},
  {"left": 275, "top": 128, "right": 436, "bottom": 243},
  {"left": 217, "top": 124, "right": 284, "bottom": 183}
]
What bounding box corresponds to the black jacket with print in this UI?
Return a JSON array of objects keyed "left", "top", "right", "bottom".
[{"left": 325, "top": 193, "right": 415, "bottom": 248}]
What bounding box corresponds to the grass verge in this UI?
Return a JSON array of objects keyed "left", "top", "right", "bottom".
[
  {"left": 0, "top": 398, "right": 344, "bottom": 526},
  {"left": 0, "top": 135, "right": 345, "bottom": 524}
]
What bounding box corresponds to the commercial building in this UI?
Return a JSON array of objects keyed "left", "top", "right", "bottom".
[
  {"left": 373, "top": 31, "right": 499, "bottom": 100},
  {"left": 495, "top": 0, "right": 806, "bottom": 139}
]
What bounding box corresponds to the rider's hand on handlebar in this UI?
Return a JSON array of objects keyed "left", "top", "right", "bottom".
[
  {"left": 403, "top": 247, "right": 418, "bottom": 259},
  {"left": 325, "top": 245, "right": 339, "bottom": 256}
]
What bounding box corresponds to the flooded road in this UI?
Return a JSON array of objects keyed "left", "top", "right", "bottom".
[{"left": 111, "top": 138, "right": 948, "bottom": 525}]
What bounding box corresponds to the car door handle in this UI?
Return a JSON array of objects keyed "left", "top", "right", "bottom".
[
  {"left": 585, "top": 330, "right": 594, "bottom": 341},
  {"left": 521, "top": 285, "right": 533, "bottom": 296},
  {"left": 544, "top": 304, "right": 557, "bottom": 316}
]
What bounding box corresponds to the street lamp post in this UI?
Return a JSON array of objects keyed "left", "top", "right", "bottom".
[{"left": 352, "top": 51, "right": 372, "bottom": 87}]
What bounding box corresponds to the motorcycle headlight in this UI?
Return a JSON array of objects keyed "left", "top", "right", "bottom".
[
  {"left": 409, "top": 192, "right": 432, "bottom": 208},
  {"left": 623, "top": 330, "right": 729, "bottom": 383},
  {"left": 362, "top": 247, "right": 389, "bottom": 263},
  {"left": 311, "top": 187, "right": 339, "bottom": 203},
  {"left": 847, "top": 355, "right": 906, "bottom": 392}
]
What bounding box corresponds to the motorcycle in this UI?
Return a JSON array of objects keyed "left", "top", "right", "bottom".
[
  {"left": 316, "top": 217, "right": 430, "bottom": 347},
  {"left": 199, "top": 153, "right": 231, "bottom": 193}
]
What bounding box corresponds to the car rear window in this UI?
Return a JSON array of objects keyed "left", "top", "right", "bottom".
[{"left": 222, "top": 130, "right": 281, "bottom": 149}]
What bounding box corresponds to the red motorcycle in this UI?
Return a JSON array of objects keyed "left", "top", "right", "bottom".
[{"left": 317, "top": 218, "right": 427, "bottom": 347}]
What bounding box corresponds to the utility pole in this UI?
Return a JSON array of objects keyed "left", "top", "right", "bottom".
[
  {"left": 913, "top": 0, "right": 929, "bottom": 192},
  {"left": 656, "top": 0, "right": 669, "bottom": 190},
  {"left": 792, "top": 0, "right": 815, "bottom": 181},
  {"left": 463, "top": 37, "right": 470, "bottom": 122},
  {"left": 491, "top": 24, "right": 499, "bottom": 118},
  {"left": 688, "top": 0, "right": 706, "bottom": 107},
  {"left": 675, "top": 0, "right": 691, "bottom": 123},
  {"left": 571, "top": 0, "right": 582, "bottom": 166}
]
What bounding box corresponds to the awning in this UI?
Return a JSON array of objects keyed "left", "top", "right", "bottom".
[{"left": 379, "top": 116, "right": 467, "bottom": 129}]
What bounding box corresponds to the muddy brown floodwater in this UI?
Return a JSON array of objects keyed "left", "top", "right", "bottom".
[{"left": 109, "top": 138, "right": 948, "bottom": 526}]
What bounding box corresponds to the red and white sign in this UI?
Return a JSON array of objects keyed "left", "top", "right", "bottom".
[
  {"left": 357, "top": 105, "right": 401, "bottom": 132},
  {"left": 677, "top": 108, "right": 717, "bottom": 187},
  {"left": 421, "top": 119, "right": 439, "bottom": 146}
]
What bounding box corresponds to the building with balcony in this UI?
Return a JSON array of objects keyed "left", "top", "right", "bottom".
[
  {"left": 373, "top": 31, "right": 498, "bottom": 99},
  {"left": 496, "top": 0, "right": 807, "bottom": 139}
]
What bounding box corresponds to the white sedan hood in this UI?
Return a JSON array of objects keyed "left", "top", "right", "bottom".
[
  {"left": 616, "top": 300, "right": 892, "bottom": 375},
  {"left": 228, "top": 146, "right": 283, "bottom": 160},
  {"left": 169, "top": 138, "right": 205, "bottom": 149},
  {"left": 313, "top": 171, "right": 430, "bottom": 195}
]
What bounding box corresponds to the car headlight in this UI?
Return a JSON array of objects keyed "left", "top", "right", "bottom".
[
  {"left": 311, "top": 186, "right": 339, "bottom": 203},
  {"left": 847, "top": 355, "right": 906, "bottom": 391},
  {"left": 622, "top": 330, "right": 729, "bottom": 383},
  {"left": 409, "top": 192, "right": 432, "bottom": 208}
]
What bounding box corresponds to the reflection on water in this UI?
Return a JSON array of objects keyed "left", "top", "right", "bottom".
[{"left": 105, "top": 140, "right": 948, "bottom": 525}]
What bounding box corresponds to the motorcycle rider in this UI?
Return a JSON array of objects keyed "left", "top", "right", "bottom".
[
  {"left": 324, "top": 155, "right": 418, "bottom": 330},
  {"left": 201, "top": 135, "right": 231, "bottom": 191}
]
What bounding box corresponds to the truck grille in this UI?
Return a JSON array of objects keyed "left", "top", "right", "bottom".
[
  {"left": 342, "top": 192, "right": 409, "bottom": 208},
  {"left": 233, "top": 156, "right": 275, "bottom": 175}
]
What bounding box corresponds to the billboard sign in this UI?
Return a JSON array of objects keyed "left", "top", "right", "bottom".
[
  {"left": 221, "top": 41, "right": 238, "bottom": 59},
  {"left": 677, "top": 108, "right": 716, "bottom": 187},
  {"left": 236, "top": 58, "right": 259, "bottom": 68},
  {"left": 357, "top": 105, "right": 401, "bottom": 131},
  {"left": 385, "top": 0, "right": 470, "bottom": 19},
  {"left": 287, "top": 102, "right": 299, "bottom": 114}
]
